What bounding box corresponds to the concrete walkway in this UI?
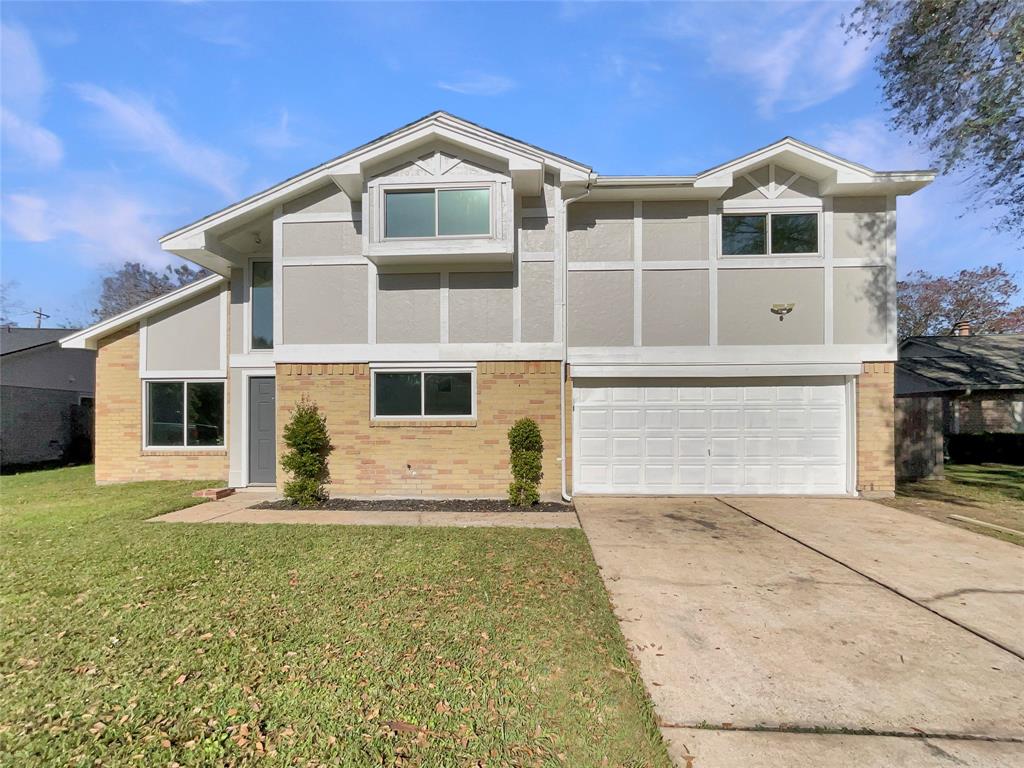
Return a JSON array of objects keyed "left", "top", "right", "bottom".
[
  {"left": 150, "top": 491, "right": 578, "bottom": 528},
  {"left": 727, "top": 496, "right": 1024, "bottom": 657},
  {"left": 576, "top": 496, "right": 1024, "bottom": 768}
]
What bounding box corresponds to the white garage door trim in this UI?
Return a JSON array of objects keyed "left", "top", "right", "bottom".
[{"left": 573, "top": 377, "right": 855, "bottom": 496}]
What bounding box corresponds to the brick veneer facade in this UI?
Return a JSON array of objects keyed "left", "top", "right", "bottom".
[
  {"left": 952, "top": 391, "right": 1024, "bottom": 434},
  {"left": 94, "top": 324, "right": 229, "bottom": 484},
  {"left": 276, "top": 361, "right": 564, "bottom": 498},
  {"left": 856, "top": 361, "right": 896, "bottom": 497}
]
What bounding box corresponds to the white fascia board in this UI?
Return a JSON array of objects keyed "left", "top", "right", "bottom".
[
  {"left": 59, "top": 274, "right": 227, "bottom": 350},
  {"left": 571, "top": 363, "right": 863, "bottom": 378},
  {"left": 568, "top": 344, "right": 897, "bottom": 365}
]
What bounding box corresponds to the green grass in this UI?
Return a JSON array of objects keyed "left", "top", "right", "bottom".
[
  {"left": 0, "top": 466, "right": 669, "bottom": 767},
  {"left": 887, "top": 463, "right": 1024, "bottom": 545}
]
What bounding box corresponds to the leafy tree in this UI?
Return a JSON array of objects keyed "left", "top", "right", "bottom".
[
  {"left": 898, "top": 263, "right": 1024, "bottom": 339},
  {"left": 280, "top": 398, "right": 331, "bottom": 506},
  {"left": 845, "top": 1, "right": 1024, "bottom": 236},
  {"left": 93, "top": 262, "right": 209, "bottom": 321},
  {"left": 508, "top": 417, "right": 543, "bottom": 506}
]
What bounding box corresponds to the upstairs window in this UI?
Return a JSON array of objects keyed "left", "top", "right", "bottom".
[
  {"left": 251, "top": 261, "right": 273, "bottom": 349},
  {"left": 722, "top": 212, "right": 818, "bottom": 256},
  {"left": 385, "top": 188, "right": 490, "bottom": 239}
]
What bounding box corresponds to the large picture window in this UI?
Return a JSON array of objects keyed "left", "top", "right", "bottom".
[
  {"left": 251, "top": 261, "right": 273, "bottom": 349},
  {"left": 722, "top": 212, "right": 818, "bottom": 256},
  {"left": 372, "top": 370, "right": 474, "bottom": 418},
  {"left": 385, "top": 188, "right": 490, "bottom": 239},
  {"left": 146, "top": 381, "right": 225, "bottom": 448}
]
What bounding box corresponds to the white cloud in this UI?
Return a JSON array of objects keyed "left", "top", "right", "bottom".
[
  {"left": 659, "top": 3, "right": 873, "bottom": 117},
  {"left": 604, "top": 53, "right": 664, "bottom": 100},
  {"left": 436, "top": 72, "right": 516, "bottom": 96},
  {"left": 2, "top": 188, "right": 169, "bottom": 268},
  {"left": 249, "top": 109, "right": 299, "bottom": 150},
  {"left": 72, "top": 84, "right": 245, "bottom": 199},
  {"left": 0, "top": 24, "right": 63, "bottom": 168},
  {"left": 1, "top": 108, "right": 63, "bottom": 168}
]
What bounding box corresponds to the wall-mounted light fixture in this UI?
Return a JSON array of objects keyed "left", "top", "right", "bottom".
[{"left": 770, "top": 303, "right": 795, "bottom": 321}]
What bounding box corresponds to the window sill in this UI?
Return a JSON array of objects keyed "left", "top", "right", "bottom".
[
  {"left": 142, "top": 448, "right": 228, "bottom": 457},
  {"left": 370, "top": 419, "right": 477, "bottom": 428}
]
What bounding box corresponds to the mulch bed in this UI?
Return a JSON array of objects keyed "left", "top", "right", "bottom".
[{"left": 253, "top": 498, "right": 573, "bottom": 514}]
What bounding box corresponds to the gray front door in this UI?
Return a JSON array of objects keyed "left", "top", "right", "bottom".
[{"left": 248, "top": 377, "right": 276, "bottom": 484}]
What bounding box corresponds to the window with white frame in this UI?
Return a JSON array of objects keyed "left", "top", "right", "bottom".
[
  {"left": 250, "top": 261, "right": 273, "bottom": 350},
  {"left": 384, "top": 188, "right": 491, "bottom": 239},
  {"left": 372, "top": 369, "right": 475, "bottom": 418},
  {"left": 146, "top": 380, "right": 225, "bottom": 447},
  {"left": 722, "top": 212, "right": 818, "bottom": 256}
]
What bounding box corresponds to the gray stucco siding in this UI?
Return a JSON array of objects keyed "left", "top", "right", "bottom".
[
  {"left": 642, "top": 201, "right": 708, "bottom": 261},
  {"left": 145, "top": 288, "right": 223, "bottom": 371},
  {"left": 282, "top": 221, "right": 362, "bottom": 260},
  {"left": 717, "top": 268, "right": 824, "bottom": 345},
  {"left": 282, "top": 264, "right": 369, "bottom": 344},
  {"left": 520, "top": 216, "right": 555, "bottom": 252},
  {"left": 447, "top": 272, "right": 513, "bottom": 343},
  {"left": 833, "top": 196, "right": 889, "bottom": 260},
  {"left": 376, "top": 273, "right": 441, "bottom": 343},
  {"left": 834, "top": 266, "right": 888, "bottom": 344},
  {"left": 568, "top": 270, "right": 633, "bottom": 346},
  {"left": 521, "top": 262, "right": 554, "bottom": 343},
  {"left": 282, "top": 184, "right": 355, "bottom": 215},
  {"left": 642, "top": 270, "right": 710, "bottom": 345},
  {"left": 567, "top": 202, "right": 633, "bottom": 262}
]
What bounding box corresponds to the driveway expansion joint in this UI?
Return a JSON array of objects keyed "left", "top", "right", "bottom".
[{"left": 715, "top": 497, "right": 1024, "bottom": 663}]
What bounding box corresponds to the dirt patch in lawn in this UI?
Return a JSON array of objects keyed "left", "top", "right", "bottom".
[{"left": 254, "top": 497, "right": 573, "bottom": 514}]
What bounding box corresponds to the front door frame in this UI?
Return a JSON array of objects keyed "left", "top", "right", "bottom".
[{"left": 241, "top": 367, "right": 276, "bottom": 486}]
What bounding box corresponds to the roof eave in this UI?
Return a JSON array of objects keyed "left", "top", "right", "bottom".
[{"left": 59, "top": 274, "right": 226, "bottom": 351}]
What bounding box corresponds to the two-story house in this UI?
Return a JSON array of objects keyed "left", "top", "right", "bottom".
[{"left": 61, "top": 112, "right": 934, "bottom": 498}]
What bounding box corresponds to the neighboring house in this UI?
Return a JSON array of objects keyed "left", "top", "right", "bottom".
[
  {"left": 61, "top": 112, "right": 934, "bottom": 498},
  {"left": 895, "top": 327, "right": 1024, "bottom": 479},
  {"left": 1, "top": 327, "right": 96, "bottom": 469}
]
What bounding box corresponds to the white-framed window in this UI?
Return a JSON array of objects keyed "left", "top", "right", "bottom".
[
  {"left": 371, "top": 368, "right": 476, "bottom": 419},
  {"left": 144, "top": 380, "right": 226, "bottom": 448},
  {"left": 249, "top": 259, "right": 273, "bottom": 350},
  {"left": 384, "top": 186, "right": 491, "bottom": 239},
  {"left": 722, "top": 212, "right": 819, "bottom": 256}
]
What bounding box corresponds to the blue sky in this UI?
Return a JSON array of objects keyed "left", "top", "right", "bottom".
[{"left": 1, "top": 1, "right": 1017, "bottom": 327}]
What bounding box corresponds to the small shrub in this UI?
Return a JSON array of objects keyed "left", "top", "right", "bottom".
[
  {"left": 281, "top": 398, "right": 331, "bottom": 506},
  {"left": 508, "top": 417, "right": 543, "bottom": 506}
]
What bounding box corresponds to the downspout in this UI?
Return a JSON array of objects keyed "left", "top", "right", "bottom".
[{"left": 559, "top": 176, "right": 594, "bottom": 502}]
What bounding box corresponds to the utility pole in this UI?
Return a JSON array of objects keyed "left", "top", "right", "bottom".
[{"left": 33, "top": 307, "right": 50, "bottom": 328}]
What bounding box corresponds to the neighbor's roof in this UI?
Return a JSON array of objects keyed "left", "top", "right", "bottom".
[
  {"left": 59, "top": 274, "right": 226, "bottom": 351},
  {"left": 0, "top": 327, "right": 76, "bottom": 356},
  {"left": 896, "top": 334, "right": 1024, "bottom": 394}
]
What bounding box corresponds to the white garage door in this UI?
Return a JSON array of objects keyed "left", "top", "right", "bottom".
[{"left": 574, "top": 379, "right": 849, "bottom": 495}]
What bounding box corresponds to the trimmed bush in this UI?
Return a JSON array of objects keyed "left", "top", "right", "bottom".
[
  {"left": 508, "top": 417, "right": 543, "bottom": 506},
  {"left": 281, "top": 398, "right": 331, "bottom": 506}
]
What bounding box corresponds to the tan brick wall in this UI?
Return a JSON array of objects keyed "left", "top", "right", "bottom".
[
  {"left": 94, "top": 324, "right": 229, "bottom": 484},
  {"left": 857, "top": 361, "right": 895, "bottom": 497},
  {"left": 275, "top": 361, "right": 563, "bottom": 498}
]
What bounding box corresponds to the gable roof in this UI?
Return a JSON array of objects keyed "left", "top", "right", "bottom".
[
  {"left": 59, "top": 274, "right": 226, "bottom": 351},
  {"left": 896, "top": 334, "right": 1024, "bottom": 394},
  {"left": 1, "top": 328, "right": 76, "bottom": 356}
]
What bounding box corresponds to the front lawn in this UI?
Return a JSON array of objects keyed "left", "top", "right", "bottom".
[
  {"left": 881, "top": 463, "right": 1024, "bottom": 545},
  {"left": 0, "top": 466, "right": 669, "bottom": 767}
]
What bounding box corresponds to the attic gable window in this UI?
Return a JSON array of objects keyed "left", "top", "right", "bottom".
[
  {"left": 722, "top": 212, "right": 818, "bottom": 256},
  {"left": 385, "top": 187, "right": 490, "bottom": 239}
]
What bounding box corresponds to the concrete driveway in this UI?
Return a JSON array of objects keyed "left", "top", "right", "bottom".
[{"left": 576, "top": 496, "right": 1024, "bottom": 767}]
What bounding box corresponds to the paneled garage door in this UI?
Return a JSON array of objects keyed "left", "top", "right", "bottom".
[{"left": 573, "top": 379, "right": 850, "bottom": 495}]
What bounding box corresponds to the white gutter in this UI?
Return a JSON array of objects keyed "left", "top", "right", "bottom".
[{"left": 558, "top": 177, "right": 594, "bottom": 502}]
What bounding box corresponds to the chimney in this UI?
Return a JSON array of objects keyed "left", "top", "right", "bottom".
[{"left": 954, "top": 321, "right": 971, "bottom": 336}]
